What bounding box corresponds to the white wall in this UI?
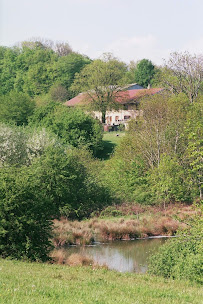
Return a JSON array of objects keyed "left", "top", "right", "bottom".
[{"left": 93, "top": 109, "right": 140, "bottom": 125}]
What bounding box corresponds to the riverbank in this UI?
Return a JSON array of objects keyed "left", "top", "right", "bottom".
[
  {"left": 0, "top": 259, "right": 202, "bottom": 304},
  {"left": 53, "top": 203, "right": 198, "bottom": 247}
]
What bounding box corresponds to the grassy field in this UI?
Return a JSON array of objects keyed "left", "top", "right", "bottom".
[
  {"left": 0, "top": 259, "right": 202, "bottom": 304},
  {"left": 97, "top": 131, "right": 125, "bottom": 160}
]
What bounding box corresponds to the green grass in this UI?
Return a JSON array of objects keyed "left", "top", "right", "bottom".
[
  {"left": 97, "top": 131, "right": 125, "bottom": 160},
  {"left": 0, "top": 259, "right": 202, "bottom": 304}
]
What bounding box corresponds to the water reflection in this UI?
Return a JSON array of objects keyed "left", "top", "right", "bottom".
[{"left": 65, "top": 238, "right": 168, "bottom": 273}]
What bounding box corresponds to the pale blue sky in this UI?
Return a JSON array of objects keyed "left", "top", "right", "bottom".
[{"left": 1, "top": 0, "right": 203, "bottom": 64}]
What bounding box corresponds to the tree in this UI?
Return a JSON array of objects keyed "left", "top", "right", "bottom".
[
  {"left": 54, "top": 42, "right": 72, "bottom": 56},
  {"left": 71, "top": 54, "right": 128, "bottom": 123},
  {"left": 185, "top": 101, "right": 203, "bottom": 199},
  {"left": 0, "top": 123, "right": 58, "bottom": 167},
  {"left": 56, "top": 52, "right": 91, "bottom": 96},
  {"left": 29, "top": 102, "right": 103, "bottom": 155},
  {"left": 0, "top": 41, "right": 88, "bottom": 97},
  {"left": 0, "top": 165, "right": 54, "bottom": 261},
  {"left": 0, "top": 46, "right": 19, "bottom": 95},
  {"left": 18, "top": 38, "right": 72, "bottom": 56},
  {"left": 160, "top": 52, "right": 203, "bottom": 103},
  {"left": 149, "top": 155, "right": 190, "bottom": 205},
  {"left": 134, "top": 59, "right": 155, "bottom": 88},
  {"left": 128, "top": 93, "right": 189, "bottom": 168},
  {"left": 49, "top": 84, "right": 68, "bottom": 102},
  {"left": 0, "top": 91, "right": 35, "bottom": 125}
]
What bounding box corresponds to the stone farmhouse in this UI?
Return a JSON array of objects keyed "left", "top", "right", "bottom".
[{"left": 64, "top": 84, "right": 163, "bottom": 129}]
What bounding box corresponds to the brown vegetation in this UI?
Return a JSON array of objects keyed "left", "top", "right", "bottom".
[
  {"left": 50, "top": 249, "right": 93, "bottom": 266},
  {"left": 53, "top": 218, "right": 95, "bottom": 247},
  {"left": 50, "top": 250, "right": 108, "bottom": 270},
  {"left": 52, "top": 203, "right": 198, "bottom": 245}
]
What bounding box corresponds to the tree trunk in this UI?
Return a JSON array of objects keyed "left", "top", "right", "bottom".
[
  {"left": 102, "top": 112, "right": 106, "bottom": 124},
  {"left": 200, "top": 186, "right": 202, "bottom": 201}
]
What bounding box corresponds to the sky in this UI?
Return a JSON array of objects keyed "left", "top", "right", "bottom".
[{"left": 1, "top": 0, "right": 203, "bottom": 65}]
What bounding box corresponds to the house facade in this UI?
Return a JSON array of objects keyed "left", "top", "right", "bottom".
[{"left": 64, "top": 84, "right": 163, "bottom": 128}]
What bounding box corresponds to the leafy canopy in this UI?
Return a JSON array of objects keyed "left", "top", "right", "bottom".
[
  {"left": 71, "top": 54, "right": 128, "bottom": 122},
  {"left": 134, "top": 59, "right": 155, "bottom": 88},
  {"left": 29, "top": 101, "right": 103, "bottom": 155}
]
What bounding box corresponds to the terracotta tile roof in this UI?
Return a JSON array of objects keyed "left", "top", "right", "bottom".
[{"left": 64, "top": 88, "right": 163, "bottom": 107}]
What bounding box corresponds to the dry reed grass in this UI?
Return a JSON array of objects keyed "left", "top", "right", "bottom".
[
  {"left": 52, "top": 204, "right": 198, "bottom": 245},
  {"left": 67, "top": 253, "right": 93, "bottom": 266},
  {"left": 53, "top": 219, "right": 95, "bottom": 247},
  {"left": 50, "top": 250, "right": 108, "bottom": 269},
  {"left": 50, "top": 249, "right": 93, "bottom": 266}
]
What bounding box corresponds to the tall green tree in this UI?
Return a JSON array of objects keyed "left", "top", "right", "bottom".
[
  {"left": 0, "top": 47, "right": 19, "bottom": 95},
  {"left": 134, "top": 59, "right": 155, "bottom": 88},
  {"left": 71, "top": 54, "right": 128, "bottom": 123},
  {"left": 0, "top": 91, "right": 35, "bottom": 125},
  {"left": 56, "top": 52, "right": 91, "bottom": 96}
]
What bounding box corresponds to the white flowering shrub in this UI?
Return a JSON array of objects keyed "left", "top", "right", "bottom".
[
  {"left": 0, "top": 124, "right": 58, "bottom": 167},
  {"left": 0, "top": 124, "right": 27, "bottom": 167},
  {"left": 26, "top": 128, "right": 57, "bottom": 163}
]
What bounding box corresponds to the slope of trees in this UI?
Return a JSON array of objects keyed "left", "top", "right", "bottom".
[
  {"left": 0, "top": 41, "right": 202, "bottom": 263},
  {"left": 0, "top": 40, "right": 91, "bottom": 98},
  {"left": 102, "top": 93, "right": 202, "bottom": 204}
]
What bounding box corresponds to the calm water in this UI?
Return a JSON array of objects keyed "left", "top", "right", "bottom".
[{"left": 65, "top": 237, "right": 169, "bottom": 273}]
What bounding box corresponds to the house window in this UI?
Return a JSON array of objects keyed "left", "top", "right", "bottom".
[{"left": 124, "top": 115, "right": 131, "bottom": 120}]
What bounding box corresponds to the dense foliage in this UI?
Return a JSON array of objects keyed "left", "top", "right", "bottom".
[
  {"left": 0, "top": 139, "right": 110, "bottom": 260},
  {"left": 0, "top": 165, "right": 54, "bottom": 261},
  {"left": 149, "top": 213, "right": 203, "bottom": 283},
  {"left": 134, "top": 59, "right": 155, "bottom": 88},
  {"left": 0, "top": 91, "right": 35, "bottom": 125},
  {"left": 0, "top": 42, "right": 91, "bottom": 98},
  {"left": 71, "top": 54, "right": 128, "bottom": 122},
  {"left": 102, "top": 93, "right": 203, "bottom": 204},
  {"left": 29, "top": 101, "right": 103, "bottom": 155}
]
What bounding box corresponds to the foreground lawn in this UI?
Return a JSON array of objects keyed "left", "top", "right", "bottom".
[{"left": 0, "top": 259, "right": 202, "bottom": 304}]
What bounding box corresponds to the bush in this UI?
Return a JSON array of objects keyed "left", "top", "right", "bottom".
[
  {"left": 0, "top": 123, "right": 57, "bottom": 167},
  {"left": 0, "top": 123, "right": 27, "bottom": 167},
  {"left": 148, "top": 213, "right": 203, "bottom": 283},
  {"left": 102, "top": 152, "right": 151, "bottom": 204},
  {"left": 0, "top": 91, "right": 35, "bottom": 125},
  {"left": 29, "top": 101, "right": 103, "bottom": 155},
  {"left": 0, "top": 145, "right": 111, "bottom": 261},
  {"left": 0, "top": 166, "right": 54, "bottom": 261},
  {"left": 100, "top": 206, "right": 123, "bottom": 218},
  {"left": 30, "top": 146, "right": 111, "bottom": 220}
]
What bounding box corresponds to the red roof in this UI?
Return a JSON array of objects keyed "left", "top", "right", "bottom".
[{"left": 64, "top": 88, "right": 163, "bottom": 107}]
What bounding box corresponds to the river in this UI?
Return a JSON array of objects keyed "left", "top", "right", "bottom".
[{"left": 65, "top": 237, "right": 170, "bottom": 273}]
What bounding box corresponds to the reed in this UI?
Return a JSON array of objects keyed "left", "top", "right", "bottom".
[{"left": 52, "top": 203, "right": 197, "bottom": 245}]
